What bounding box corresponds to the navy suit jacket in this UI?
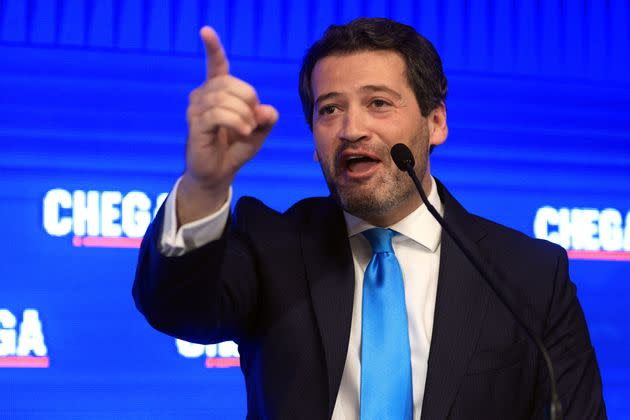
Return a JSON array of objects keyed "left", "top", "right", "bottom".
[{"left": 133, "top": 180, "right": 606, "bottom": 419}]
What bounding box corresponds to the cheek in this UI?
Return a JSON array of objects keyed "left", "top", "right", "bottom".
[
  {"left": 313, "top": 134, "right": 336, "bottom": 161},
  {"left": 375, "top": 118, "right": 410, "bottom": 141}
]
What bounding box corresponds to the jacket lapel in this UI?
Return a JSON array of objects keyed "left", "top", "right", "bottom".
[
  {"left": 421, "top": 182, "right": 491, "bottom": 419},
  {"left": 301, "top": 198, "right": 355, "bottom": 419},
  {"left": 298, "top": 184, "right": 491, "bottom": 418}
]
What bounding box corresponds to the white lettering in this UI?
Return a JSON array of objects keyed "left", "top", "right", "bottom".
[
  {"left": 43, "top": 189, "right": 73, "bottom": 236},
  {"left": 175, "top": 339, "right": 239, "bottom": 359},
  {"left": 101, "top": 191, "right": 123, "bottom": 237},
  {"left": 73, "top": 190, "right": 100, "bottom": 236},
  {"left": 0, "top": 310, "right": 47, "bottom": 357},
  {"left": 556, "top": 208, "right": 572, "bottom": 249},
  {"left": 534, "top": 206, "right": 558, "bottom": 244},
  {"left": 575, "top": 208, "right": 600, "bottom": 251},
  {"left": 175, "top": 339, "right": 205, "bottom": 358},
  {"left": 44, "top": 189, "right": 180, "bottom": 239},
  {"left": 0, "top": 309, "right": 17, "bottom": 356},
  {"left": 534, "top": 206, "right": 630, "bottom": 252},
  {"left": 16, "top": 310, "right": 47, "bottom": 357},
  {"left": 218, "top": 341, "right": 240, "bottom": 358},
  {"left": 205, "top": 344, "right": 218, "bottom": 357},
  {"left": 122, "top": 191, "right": 152, "bottom": 238},
  {"left": 599, "top": 209, "right": 623, "bottom": 251}
]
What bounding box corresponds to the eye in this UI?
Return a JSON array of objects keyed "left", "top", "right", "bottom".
[
  {"left": 318, "top": 104, "right": 338, "bottom": 116},
  {"left": 370, "top": 99, "right": 391, "bottom": 110}
]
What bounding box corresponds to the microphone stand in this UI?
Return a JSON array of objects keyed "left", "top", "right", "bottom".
[{"left": 391, "top": 143, "right": 562, "bottom": 420}]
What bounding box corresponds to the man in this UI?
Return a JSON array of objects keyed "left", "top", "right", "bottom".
[{"left": 133, "top": 18, "right": 605, "bottom": 419}]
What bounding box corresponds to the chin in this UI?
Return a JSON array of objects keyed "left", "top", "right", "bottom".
[{"left": 336, "top": 189, "right": 394, "bottom": 219}]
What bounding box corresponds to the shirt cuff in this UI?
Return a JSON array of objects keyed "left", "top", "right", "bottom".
[{"left": 159, "top": 177, "right": 232, "bottom": 256}]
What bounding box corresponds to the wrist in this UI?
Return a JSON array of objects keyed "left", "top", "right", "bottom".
[
  {"left": 176, "top": 173, "right": 231, "bottom": 226},
  {"left": 180, "top": 171, "right": 231, "bottom": 197}
]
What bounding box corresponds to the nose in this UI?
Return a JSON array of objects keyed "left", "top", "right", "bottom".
[{"left": 339, "top": 107, "right": 369, "bottom": 143}]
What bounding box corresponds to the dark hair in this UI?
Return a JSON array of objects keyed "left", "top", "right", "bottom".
[{"left": 299, "top": 17, "right": 448, "bottom": 130}]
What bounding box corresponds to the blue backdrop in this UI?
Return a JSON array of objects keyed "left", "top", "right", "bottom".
[{"left": 1, "top": 0, "right": 629, "bottom": 418}]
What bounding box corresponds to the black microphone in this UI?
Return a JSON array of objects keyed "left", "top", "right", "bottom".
[{"left": 391, "top": 143, "right": 563, "bottom": 420}]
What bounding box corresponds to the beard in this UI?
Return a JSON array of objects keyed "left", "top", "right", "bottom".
[{"left": 317, "top": 131, "right": 429, "bottom": 222}]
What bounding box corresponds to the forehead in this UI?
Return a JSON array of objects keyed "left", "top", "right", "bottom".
[{"left": 311, "top": 50, "right": 409, "bottom": 97}]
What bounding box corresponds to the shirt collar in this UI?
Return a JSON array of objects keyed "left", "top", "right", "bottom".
[{"left": 343, "top": 176, "right": 443, "bottom": 252}]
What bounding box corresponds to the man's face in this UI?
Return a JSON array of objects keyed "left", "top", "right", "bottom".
[{"left": 311, "top": 50, "right": 446, "bottom": 226}]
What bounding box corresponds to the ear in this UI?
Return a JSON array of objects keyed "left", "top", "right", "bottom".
[
  {"left": 428, "top": 102, "right": 448, "bottom": 147},
  {"left": 313, "top": 150, "right": 320, "bottom": 162}
]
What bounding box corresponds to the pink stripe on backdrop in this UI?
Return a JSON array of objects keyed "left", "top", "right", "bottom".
[
  {"left": 205, "top": 357, "right": 240, "bottom": 368},
  {"left": 0, "top": 356, "right": 50, "bottom": 368},
  {"left": 568, "top": 250, "right": 630, "bottom": 262},
  {"left": 70, "top": 236, "right": 630, "bottom": 262},
  {"left": 73, "top": 236, "right": 142, "bottom": 248}
]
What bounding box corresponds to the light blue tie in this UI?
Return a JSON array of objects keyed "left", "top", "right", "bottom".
[{"left": 360, "top": 228, "right": 413, "bottom": 420}]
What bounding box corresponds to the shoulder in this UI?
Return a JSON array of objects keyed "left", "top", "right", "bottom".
[
  {"left": 472, "top": 213, "right": 567, "bottom": 264},
  {"left": 436, "top": 178, "right": 566, "bottom": 270},
  {"left": 438, "top": 179, "right": 568, "bottom": 310},
  {"left": 467, "top": 213, "right": 571, "bottom": 318},
  {"left": 468, "top": 212, "right": 569, "bottom": 294}
]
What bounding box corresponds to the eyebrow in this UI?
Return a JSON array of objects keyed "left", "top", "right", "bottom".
[
  {"left": 361, "top": 85, "right": 402, "bottom": 99},
  {"left": 314, "top": 85, "right": 402, "bottom": 107},
  {"left": 314, "top": 92, "right": 341, "bottom": 107}
]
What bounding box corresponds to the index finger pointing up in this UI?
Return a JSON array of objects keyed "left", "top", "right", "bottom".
[{"left": 200, "top": 26, "right": 229, "bottom": 79}]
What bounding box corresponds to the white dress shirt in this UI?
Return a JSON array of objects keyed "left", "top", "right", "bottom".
[{"left": 159, "top": 177, "right": 443, "bottom": 420}]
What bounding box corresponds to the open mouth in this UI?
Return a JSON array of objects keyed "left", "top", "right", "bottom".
[
  {"left": 338, "top": 151, "right": 382, "bottom": 178},
  {"left": 345, "top": 155, "right": 380, "bottom": 173}
]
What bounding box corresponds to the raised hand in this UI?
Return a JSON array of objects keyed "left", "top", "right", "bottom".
[{"left": 177, "top": 26, "right": 279, "bottom": 225}]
